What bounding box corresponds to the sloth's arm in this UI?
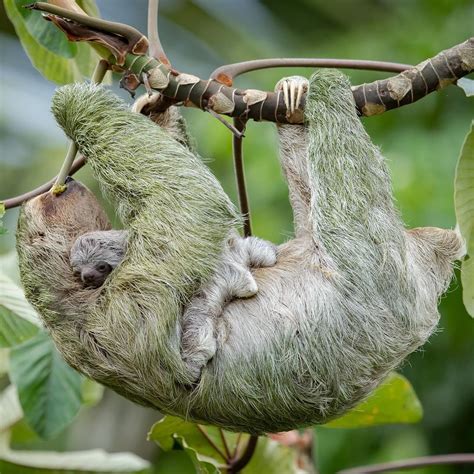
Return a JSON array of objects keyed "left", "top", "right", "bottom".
[
  {"left": 275, "top": 73, "right": 406, "bottom": 294},
  {"left": 51, "top": 83, "right": 238, "bottom": 385}
]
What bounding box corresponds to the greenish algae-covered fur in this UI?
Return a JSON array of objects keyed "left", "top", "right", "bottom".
[{"left": 16, "top": 71, "right": 462, "bottom": 434}]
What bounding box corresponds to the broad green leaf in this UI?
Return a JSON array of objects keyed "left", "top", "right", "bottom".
[
  {"left": 243, "top": 436, "right": 303, "bottom": 474},
  {"left": 149, "top": 416, "right": 303, "bottom": 474},
  {"left": 14, "top": 0, "right": 77, "bottom": 57},
  {"left": 149, "top": 417, "right": 225, "bottom": 473},
  {"left": 457, "top": 78, "right": 474, "bottom": 97},
  {"left": 9, "top": 333, "right": 83, "bottom": 438},
  {"left": 155, "top": 451, "right": 196, "bottom": 474},
  {"left": 0, "top": 449, "right": 149, "bottom": 473},
  {"left": 0, "top": 385, "right": 23, "bottom": 431},
  {"left": 0, "top": 306, "right": 39, "bottom": 348},
  {"left": 0, "top": 274, "right": 41, "bottom": 326},
  {"left": 4, "top": 0, "right": 101, "bottom": 84},
  {"left": 324, "top": 373, "right": 422, "bottom": 428},
  {"left": 455, "top": 121, "right": 474, "bottom": 316}
]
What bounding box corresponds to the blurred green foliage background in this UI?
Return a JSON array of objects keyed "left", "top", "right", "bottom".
[{"left": 0, "top": 0, "right": 473, "bottom": 472}]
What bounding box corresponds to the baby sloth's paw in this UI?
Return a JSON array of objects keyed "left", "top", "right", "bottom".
[
  {"left": 274, "top": 75, "right": 309, "bottom": 123},
  {"left": 225, "top": 262, "right": 259, "bottom": 298},
  {"left": 244, "top": 237, "right": 278, "bottom": 268}
]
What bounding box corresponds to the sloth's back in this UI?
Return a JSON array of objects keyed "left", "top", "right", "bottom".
[{"left": 185, "top": 232, "right": 454, "bottom": 433}]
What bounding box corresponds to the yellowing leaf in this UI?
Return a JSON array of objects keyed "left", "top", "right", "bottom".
[{"left": 324, "top": 372, "right": 422, "bottom": 428}]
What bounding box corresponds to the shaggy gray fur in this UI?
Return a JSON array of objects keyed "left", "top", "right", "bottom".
[
  {"left": 16, "top": 70, "right": 463, "bottom": 434},
  {"left": 70, "top": 230, "right": 129, "bottom": 288}
]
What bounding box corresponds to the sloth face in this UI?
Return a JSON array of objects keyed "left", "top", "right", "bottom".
[
  {"left": 73, "top": 260, "right": 113, "bottom": 288},
  {"left": 70, "top": 231, "right": 127, "bottom": 289}
]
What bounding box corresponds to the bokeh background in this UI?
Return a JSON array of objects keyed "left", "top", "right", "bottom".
[{"left": 0, "top": 0, "right": 473, "bottom": 472}]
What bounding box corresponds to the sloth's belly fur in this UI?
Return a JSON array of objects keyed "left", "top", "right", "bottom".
[{"left": 173, "top": 237, "right": 439, "bottom": 433}]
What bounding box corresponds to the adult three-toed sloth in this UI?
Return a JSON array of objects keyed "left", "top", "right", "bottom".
[{"left": 16, "top": 70, "right": 463, "bottom": 434}]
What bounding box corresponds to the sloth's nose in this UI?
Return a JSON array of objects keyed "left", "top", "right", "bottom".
[{"left": 81, "top": 269, "right": 101, "bottom": 287}]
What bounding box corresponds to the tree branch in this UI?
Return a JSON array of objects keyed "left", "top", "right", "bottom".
[
  {"left": 25, "top": 4, "right": 474, "bottom": 121},
  {"left": 210, "top": 58, "right": 412, "bottom": 85},
  {"left": 3, "top": 5, "right": 473, "bottom": 212},
  {"left": 338, "top": 453, "right": 474, "bottom": 474},
  {"left": 227, "top": 435, "right": 258, "bottom": 473}
]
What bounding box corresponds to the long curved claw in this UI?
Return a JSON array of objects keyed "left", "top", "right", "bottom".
[
  {"left": 282, "top": 80, "right": 290, "bottom": 111},
  {"left": 275, "top": 76, "right": 309, "bottom": 123},
  {"left": 295, "top": 83, "right": 304, "bottom": 111},
  {"left": 290, "top": 80, "right": 296, "bottom": 114}
]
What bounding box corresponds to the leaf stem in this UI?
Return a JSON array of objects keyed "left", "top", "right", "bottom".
[
  {"left": 218, "top": 428, "right": 231, "bottom": 459},
  {"left": 196, "top": 424, "right": 227, "bottom": 461}
]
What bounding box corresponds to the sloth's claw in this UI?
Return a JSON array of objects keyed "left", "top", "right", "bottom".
[{"left": 275, "top": 76, "right": 309, "bottom": 123}]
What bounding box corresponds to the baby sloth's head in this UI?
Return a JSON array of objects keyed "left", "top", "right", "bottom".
[{"left": 70, "top": 230, "right": 128, "bottom": 288}]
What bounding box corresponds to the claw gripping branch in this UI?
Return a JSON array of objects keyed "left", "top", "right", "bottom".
[{"left": 26, "top": 3, "right": 474, "bottom": 122}]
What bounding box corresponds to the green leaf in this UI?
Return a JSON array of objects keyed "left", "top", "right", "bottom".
[
  {"left": 0, "top": 385, "right": 23, "bottom": 431},
  {"left": 149, "top": 417, "right": 225, "bottom": 473},
  {"left": 9, "top": 333, "right": 83, "bottom": 439},
  {"left": 0, "top": 251, "right": 21, "bottom": 283},
  {"left": 243, "top": 437, "right": 302, "bottom": 474},
  {"left": 4, "top": 0, "right": 101, "bottom": 84},
  {"left": 455, "top": 121, "right": 474, "bottom": 317},
  {"left": 0, "top": 306, "right": 38, "bottom": 348},
  {"left": 324, "top": 372, "right": 423, "bottom": 428},
  {"left": 0, "top": 449, "right": 150, "bottom": 473},
  {"left": 0, "top": 274, "right": 41, "bottom": 347},
  {"left": 149, "top": 417, "right": 303, "bottom": 474},
  {"left": 14, "top": 0, "right": 77, "bottom": 57},
  {"left": 155, "top": 451, "right": 196, "bottom": 474}
]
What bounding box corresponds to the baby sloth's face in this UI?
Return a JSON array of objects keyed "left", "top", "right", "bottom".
[
  {"left": 74, "top": 260, "right": 113, "bottom": 288},
  {"left": 70, "top": 231, "right": 127, "bottom": 289}
]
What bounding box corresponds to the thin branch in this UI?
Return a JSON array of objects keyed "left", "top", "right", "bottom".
[
  {"left": 25, "top": 5, "right": 474, "bottom": 121},
  {"left": 338, "top": 453, "right": 474, "bottom": 474},
  {"left": 147, "top": 38, "right": 473, "bottom": 120},
  {"left": 147, "top": 0, "right": 170, "bottom": 66},
  {"left": 207, "top": 108, "right": 245, "bottom": 138},
  {"left": 211, "top": 58, "right": 412, "bottom": 86},
  {"left": 51, "top": 142, "right": 77, "bottom": 194},
  {"left": 196, "top": 425, "right": 228, "bottom": 461},
  {"left": 227, "top": 435, "right": 259, "bottom": 473},
  {"left": 232, "top": 118, "right": 251, "bottom": 237},
  {"left": 232, "top": 432, "right": 243, "bottom": 459},
  {"left": 218, "top": 429, "right": 231, "bottom": 459},
  {"left": 3, "top": 156, "right": 86, "bottom": 209}
]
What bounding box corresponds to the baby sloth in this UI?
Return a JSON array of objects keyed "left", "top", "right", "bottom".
[
  {"left": 70, "top": 230, "right": 128, "bottom": 288},
  {"left": 70, "top": 228, "right": 276, "bottom": 296}
]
